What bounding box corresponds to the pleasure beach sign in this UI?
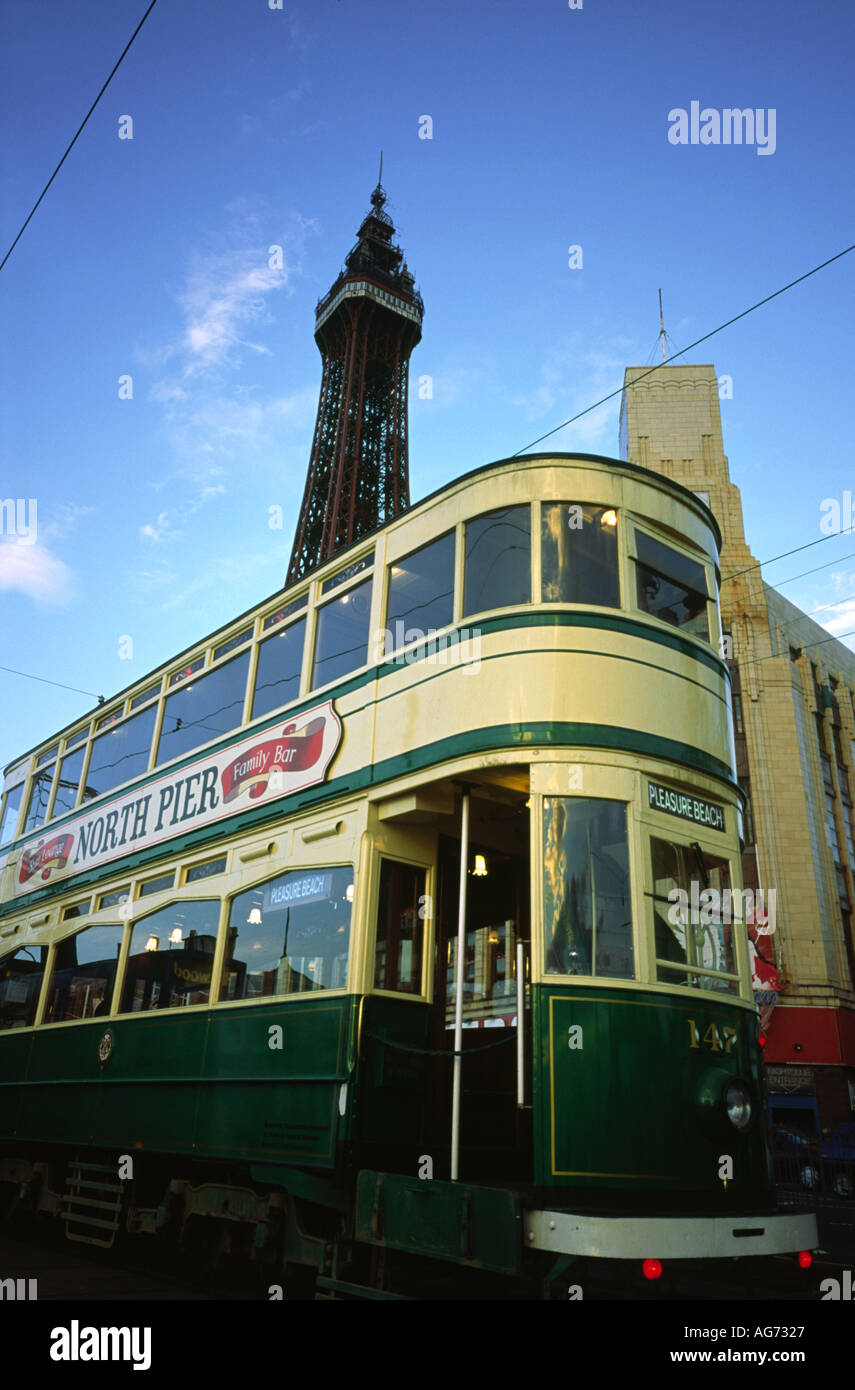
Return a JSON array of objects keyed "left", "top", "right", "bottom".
[{"left": 6, "top": 702, "right": 342, "bottom": 900}]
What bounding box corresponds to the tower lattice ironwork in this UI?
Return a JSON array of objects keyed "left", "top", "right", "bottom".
[{"left": 287, "top": 179, "right": 423, "bottom": 583}]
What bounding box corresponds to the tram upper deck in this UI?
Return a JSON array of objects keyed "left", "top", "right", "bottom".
[{"left": 0, "top": 451, "right": 740, "bottom": 1009}]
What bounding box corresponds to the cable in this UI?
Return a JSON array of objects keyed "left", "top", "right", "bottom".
[
  {"left": 766, "top": 548, "right": 855, "bottom": 591},
  {"left": 510, "top": 241, "right": 855, "bottom": 457},
  {"left": 722, "top": 528, "right": 854, "bottom": 585},
  {"left": 0, "top": 0, "right": 159, "bottom": 275},
  {"left": 0, "top": 665, "right": 101, "bottom": 700}
]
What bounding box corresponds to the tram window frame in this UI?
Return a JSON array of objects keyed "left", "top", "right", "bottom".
[
  {"left": 82, "top": 702, "right": 159, "bottom": 804},
  {"left": 43, "top": 921, "right": 125, "bottom": 1024},
  {"left": 628, "top": 524, "right": 713, "bottom": 642},
  {"left": 155, "top": 648, "right": 252, "bottom": 768},
  {"left": 118, "top": 898, "right": 222, "bottom": 1014},
  {"left": 220, "top": 864, "right": 354, "bottom": 1003},
  {"left": 542, "top": 795, "right": 636, "bottom": 981},
  {"left": 646, "top": 832, "right": 740, "bottom": 995},
  {"left": 0, "top": 943, "right": 49, "bottom": 1030},
  {"left": 311, "top": 576, "right": 374, "bottom": 691},
  {"left": 0, "top": 781, "right": 25, "bottom": 846},
  {"left": 384, "top": 532, "right": 456, "bottom": 654},
  {"left": 23, "top": 759, "right": 57, "bottom": 835},
  {"left": 540, "top": 503, "right": 621, "bottom": 609},
  {"left": 371, "top": 857, "right": 429, "bottom": 997},
  {"left": 51, "top": 740, "right": 88, "bottom": 820},
  {"left": 251, "top": 611, "right": 307, "bottom": 722},
  {"left": 463, "top": 505, "right": 532, "bottom": 618}
]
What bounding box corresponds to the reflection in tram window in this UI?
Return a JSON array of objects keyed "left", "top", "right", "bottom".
[
  {"left": 0, "top": 945, "right": 48, "bottom": 1029},
  {"left": 543, "top": 798, "right": 634, "bottom": 978},
  {"left": 252, "top": 616, "right": 306, "bottom": 720},
  {"left": 46, "top": 923, "right": 124, "bottom": 1022},
  {"left": 634, "top": 531, "right": 709, "bottom": 639},
  {"left": 463, "top": 507, "right": 531, "bottom": 616},
  {"left": 224, "top": 866, "right": 353, "bottom": 1000},
  {"left": 84, "top": 705, "right": 158, "bottom": 801},
  {"left": 649, "top": 837, "right": 736, "bottom": 992},
  {"left": 541, "top": 504, "right": 620, "bottom": 607},
  {"left": 374, "top": 860, "right": 426, "bottom": 993},
  {"left": 385, "top": 533, "right": 455, "bottom": 649},
  {"left": 157, "top": 652, "right": 251, "bottom": 766},
  {"left": 446, "top": 919, "right": 518, "bottom": 1027},
  {"left": 120, "top": 900, "right": 220, "bottom": 1012},
  {"left": 312, "top": 580, "right": 373, "bottom": 689}
]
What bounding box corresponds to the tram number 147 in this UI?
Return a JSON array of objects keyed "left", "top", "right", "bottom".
[{"left": 687, "top": 1019, "right": 738, "bottom": 1053}]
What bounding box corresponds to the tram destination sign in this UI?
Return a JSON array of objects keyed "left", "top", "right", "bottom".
[
  {"left": 3, "top": 701, "right": 342, "bottom": 900},
  {"left": 647, "top": 781, "right": 725, "bottom": 832}
]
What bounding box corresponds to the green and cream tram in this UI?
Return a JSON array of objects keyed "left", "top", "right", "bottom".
[{"left": 0, "top": 452, "right": 817, "bottom": 1297}]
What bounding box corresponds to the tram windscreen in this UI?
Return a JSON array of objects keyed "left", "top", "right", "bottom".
[
  {"left": 649, "top": 837, "right": 737, "bottom": 992},
  {"left": 543, "top": 797, "right": 633, "bottom": 978}
]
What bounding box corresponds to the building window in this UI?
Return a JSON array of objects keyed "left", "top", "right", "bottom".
[
  {"left": 45, "top": 923, "right": 124, "bottom": 1022},
  {"left": 157, "top": 651, "right": 251, "bottom": 767},
  {"left": 385, "top": 532, "right": 455, "bottom": 650},
  {"left": 543, "top": 797, "right": 634, "bottom": 979},
  {"left": 223, "top": 866, "right": 353, "bottom": 1000},
  {"left": 84, "top": 705, "right": 158, "bottom": 801},
  {"left": 732, "top": 692, "right": 744, "bottom": 736},
  {"left": 541, "top": 503, "right": 619, "bottom": 607},
  {"left": 252, "top": 617, "right": 306, "bottom": 721},
  {"left": 649, "top": 837, "right": 737, "bottom": 993},
  {"left": 633, "top": 530, "right": 710, "bottom": 639},
  {"left": 463, "top": 506, "right": 531, "bottom": 616},
  {"left": 0, "top": 945, "right": 48, "bottom": 1029},
  {"left": 373, "top": 860, "right": 426, "bottom": 993},
  {"left": 312, "top": 579, "right": 373, "bottom": 689},
  {"left": 120, "top": 900, "right": 220, "bottom": 1012}
]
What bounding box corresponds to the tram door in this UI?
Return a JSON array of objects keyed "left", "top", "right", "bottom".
[{"left": 426, "top": 793, "right": 532, "bottom": 1180}]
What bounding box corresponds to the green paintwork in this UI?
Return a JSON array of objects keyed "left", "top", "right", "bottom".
[
  {"left": 533, "top": 982, "right": 774, "bottom": 1209},
  {"left": 0, "top": 995, "right": 358, "bottom": 1169},
  {"left": 355, "top": 1169, "right": 520, "bottom": 1275}
]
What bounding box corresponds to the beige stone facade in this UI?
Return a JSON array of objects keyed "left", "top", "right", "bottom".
[{"left": 620, "top": 365, "right": 855, "bottom": 1131}]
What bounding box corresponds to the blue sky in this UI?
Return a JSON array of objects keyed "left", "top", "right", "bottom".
[{"left": 1, "top": 0, "right": 853, "bottom": 773}]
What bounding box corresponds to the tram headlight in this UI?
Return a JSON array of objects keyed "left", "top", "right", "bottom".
[{"left": 724, "top": 1078, "right": 753, "bottom": 1131}]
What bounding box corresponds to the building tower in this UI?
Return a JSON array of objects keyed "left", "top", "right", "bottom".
[{"left": 287, "top": 177, "right": 423, "bottom": 583}]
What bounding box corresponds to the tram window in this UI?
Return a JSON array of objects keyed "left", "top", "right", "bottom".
[
  {"left": 23, "top": 765, "right": 55, "bottom": 834},
  {"left": 633, "top": 531, "right": 710, "bottom": 639},
  {"left": 649, "top": 837, "right": 737, "bottom": 992},
  {"left": 252, "top": 616, "right": 307, "bottom": 720},
  {"left": 373, "top": 859, "right": 426, "bottom": 993},
  {"left": 385, "top": 533, "right": 455, "bottom": 650},
  {"left": 83, "top": 705, "right": 158, "bottom": 802},
  {"left": 45, "top": 923, "right": 124, "bottom": 1022},
  {"left": 0, "top": 783, "right": 24, "bottom": 845},
  {"left": 312, "top": 580, "right": 373, "bottom": 689},
  {"left": 52, "top": 743, "right": 87, "bottom": 819},
  {"left": 543, "top": 797, "right": 634, "bottom": 979},
  {"left": 222, "top": 867, "right": 353, "bottom": 1000},
  {"left": 464, "top": 506, "right": 531, "bottom": 616},
  {"left": 541, "top": 504, "right": 620, "bottom": 607},
  {"left": 156, "top": 650, "right": 251, "bottom": 767},
  {"left": 0, "top": 946, "right": 47, "bottom": 1029},
  {"left": 119, "top": 900, "right": 220, "bottom": 1012}
]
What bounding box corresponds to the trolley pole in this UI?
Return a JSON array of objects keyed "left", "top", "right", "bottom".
[{"left": 450, "top": 789, "right": 470, "bottom": 1181}]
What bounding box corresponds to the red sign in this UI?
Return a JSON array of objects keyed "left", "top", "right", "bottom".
[
  {"left": 221, "top": 717, "right": 327, "bottom": 802},
  {"left": 19, "top": 833, "right": 74, "bottom": 886}
]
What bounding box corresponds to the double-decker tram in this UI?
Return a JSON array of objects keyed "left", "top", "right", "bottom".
[{"left": 0, "top": 452, "right": 817, "bottom": 1298}]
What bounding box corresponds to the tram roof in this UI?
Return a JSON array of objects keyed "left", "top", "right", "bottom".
[{"left": 4, "top": 450, "right": 721, "bottom": 776}]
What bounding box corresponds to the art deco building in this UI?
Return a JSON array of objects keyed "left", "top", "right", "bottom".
[{"left": 620, "top": 365, "right": 855, "bottom": 1133}]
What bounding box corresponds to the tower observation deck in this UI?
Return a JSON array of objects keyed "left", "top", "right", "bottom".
[{"left": 287, "top": 180, "right": 424, "bottom": 583}]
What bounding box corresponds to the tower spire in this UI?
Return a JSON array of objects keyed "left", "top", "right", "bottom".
[{"left": 287, "top": 181, "right": 424, "bottom": 584}]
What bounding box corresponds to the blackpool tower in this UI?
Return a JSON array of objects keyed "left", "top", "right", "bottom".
[{"left": 287, "top": 173, "right": 423, "bottom": 583}]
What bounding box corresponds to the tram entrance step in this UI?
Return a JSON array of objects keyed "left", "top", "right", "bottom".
[{"left": 60, "top": 1159, "right": 124, "bottom": 1249}]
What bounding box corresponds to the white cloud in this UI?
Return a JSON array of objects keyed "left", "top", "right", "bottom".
[
  {"left": 508, "top": 339, "right": 635, "bottom": 449},
  {"left": 0, "top": 541, "right": 74, "bottom": 605}
]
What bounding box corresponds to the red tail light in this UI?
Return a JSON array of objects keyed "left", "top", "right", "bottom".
[
  {"left": 797, "top": 1250, "right": 813, "bottom": 1269},
  {"left": 642, "top": 1258, "right": 663, "bottom": 1280}
]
